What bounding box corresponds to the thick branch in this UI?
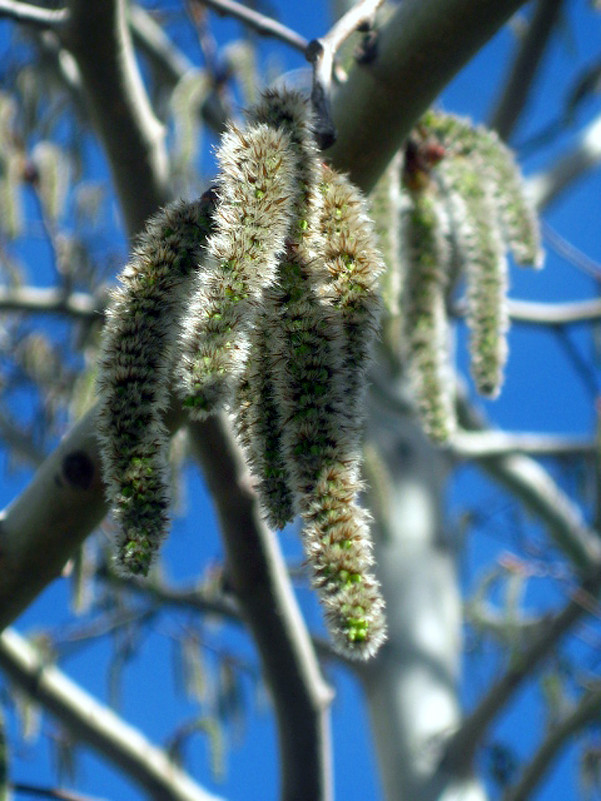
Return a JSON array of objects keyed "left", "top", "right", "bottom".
[
  {"left": 0, "top": 628, "right": 223, "bottom": 801},
  {"left": 62, "top": 0, "right": 170, "bottom": 237},
  {"left": 188, "top": 418, "right": 334, "bottom": 801},
  {"left": 327, "top": 0, "right": 530, "bottom": 191},
  {"left": 507, "top": 297, "right": 601, "bottom": 325},
  {"left": 489, "top": 0, "right": 564, "bottom": 140}
]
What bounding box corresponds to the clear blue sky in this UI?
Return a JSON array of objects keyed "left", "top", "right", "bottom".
[{"left": 1, "top": 1, "right": 601, "bottom": 799}]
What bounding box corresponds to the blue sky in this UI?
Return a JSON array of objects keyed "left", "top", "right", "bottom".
[{"left": 2, "top": 1, "right": 601, "bottom": 800}]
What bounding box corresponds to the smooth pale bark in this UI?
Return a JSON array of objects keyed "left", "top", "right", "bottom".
[{"left": 361, "top": 375, "right": 487, "bottom": 800}]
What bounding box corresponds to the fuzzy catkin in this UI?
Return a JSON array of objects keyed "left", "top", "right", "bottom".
[
  {"left": 177, "top": 121, "right": 298, "bottom": 418},
  {"left": 437, "top": 157, "right": 509, "bottom": 398},
  {"left": 319, "top": 164, "right": 385, "bottom": 455},
  {"left": 233, "top": 301, "right": 295, "bottom": 530},
  {"left": 96, "top": 195, "right": 213, "bottom": 575},
  {"left": 401, "top": 183, "right": 456, "bottom": 443}
]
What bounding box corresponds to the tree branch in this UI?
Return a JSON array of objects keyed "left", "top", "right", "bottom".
[
  {"left": 504, "top": 681, "right": 601, "bottom": 801},
  {"left": 0, "top": 628, "right": 224, "bottom": 801},
  {"left": 457, "top": 394, "right": 601, "bottom": 572},
  {"left": 450, "top": 429, "right": 594, "bottom": 459},
  {"left": 488, "top": 0, "right": 564, "bottom": 141},
  {"left": 62, "top": 0, "right": 170, "bottom": 238},
  {"left": 0, "top": 286, "right": 102, "bottom": 320},
  {"left": 443, "top": 568, "right": 601, "bottom": 772},
  {"left": 188, "top": 418, "right": 334, "bottom": 801},
  {"left": 527, "top": 111, "right": 601, "bottom": 210},
  {"left": 507, "top": 297, "right": 601, "bottom": 325},
  {"left": 197, "top": 0, "right": 308, "bottom": 52},
  {"left": 327, "top": 0, "right": 531, "bottom": 191},
  {"left": 0, "top": 1, "right": 68, "bottom": 29},
  {"left": 306, "top": 0, "right": 385, "bottom": 148},
  {"left": 129, "top": 4, "right": 192, "bottom": 88}
]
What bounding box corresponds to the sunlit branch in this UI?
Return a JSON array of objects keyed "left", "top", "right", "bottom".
[
  {"left": 306, "top": 0, "right": 385, "bottom": 148},
  {"left": 443, "top": 568, "right": 601, "bottom": 772},
  {"left": 0, "top": 628, "right": 224, "bottom": 801},
  {"left": 196, "top": 0, "right": 308, "bottom": 52},
  {"left": 507, "top": 297, "right": 601, "bottom": 325},
  {"left": 541, "top": 220, "right": 601, "bottom": 281},
  {"left": 504, "top": 681, "right": 601, "bottom": 801},
  {"left": 0, "top": 0, "right": 68, "bottom": 29},
  {"left": 450, "top": 429, "right": 594, "bottom": 459},
  {"left": 0, "top": 286, "right": 102, "bottom": 320},
  {"left": 527, "top": 111, "right": 601, "bottom": 210},
  {"left": 489, "top": 0, "right": 564, "bottom": 140},
  {"left": 188, "top": 417, "right": 334, "bottom": 801}
]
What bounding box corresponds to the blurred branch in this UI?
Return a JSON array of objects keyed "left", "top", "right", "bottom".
[
  {"left": 541, "top": 220, "right": 601, "bottom": 281},
  {"left": 188, "top": 418, "right": 334, "bottom": 801},
  {"left": 11, "top": 783, "right": 106, "bottom": 801},
  {"left": 443, "top": 569, "right": 601, "bottom": 772},
  {"left": 0, "top": 1, "right": 68, "bottom": 29},
  {"left": 527, "top": 111, "right": 601, "bottom": 210},
  {"left": 489, "top": 0, "right": 563, "bottom": 140},
  {"left": 504, "top": 681, "right": 601, "bottom": 801},
  {"left": 130, "top": 4, "right": 192, "bottom": 87},
  {"left": 507, "top": 297, "right": 601, "bottom": 324},
  {"left": 0, "top": 286, "right": 102, "bottom": 320},
  {"left": 450, "top": 429, "right": 594, "bottom": 458},
  {"left": 0, "top": 628, "right": 224, "bottom": 801},
  {"left": 457, "top": 394, "right": 601, "bottom": 572},
  {"left": 197, "top": 0, "right": 308, "bottom": 51}
]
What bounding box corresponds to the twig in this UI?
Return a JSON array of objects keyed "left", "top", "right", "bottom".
[
  {"left": 443, "top": 568, "right": 601, "bottom": 772},
  {"left": 188, "top": 416, "right": 334, "bottom": 801},
  {"left": 12, "top": 781, "right": 107, "bottom": 801},
  {"left": 450, "top": 430, "right": 594, "bottom": 459},
  {"left": 489, "top": 0, "right": 564, "bottom": 140},
  {"left": 541, "top": 220, "right": 601, "bottom": 281},
  {"left": 0, "top": 628, "right": 223, "bottom": 801},
  {"left": 0, "top": 0, "right": 68, "bottom": 29},
  {"left": 196, "top": 0, "right": 307, "bottom": 52},
  {"left": 306, "top": 0, "right": 385, "bottom": 148},
  {"left": 504, "top": 681, "right": 601, "bottom": 801}
]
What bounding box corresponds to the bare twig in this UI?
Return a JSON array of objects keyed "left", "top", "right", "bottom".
[
  {"left": 450, "top": 430, "right": 594, "bottom": 459},
  {"left": 0, "top": 0, "right": 68, "bottom": 29},
  {"left": 443, "top": 569, "right": 601, "bottom": 772},
  {"left": 129, "top": 4, "right": 192, "bottom": 88},
  {"left": 196, "top": 0, "right": 308, "bottom": 52},
  {"left": 0, "top": 628, "right": 223, "bottom": 801},
  {"left": 489, "top": 0, "right": 564, "bottom": 140},
  {"left": 541, "top": 220, "right": 601, "bottom": 281},
  {"left": 504, "top": 681, "right": 601, "bottom": 801},
  {"left": 12, "top": 781, "right": 107, "bottom": 801},
  {"left": 306, "top": 0, "right": 385, "bottom": 148}
]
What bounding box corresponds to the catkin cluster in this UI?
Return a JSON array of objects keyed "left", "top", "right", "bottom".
[
  {"left": 391, "top": 111, "right": 543, "bottom": 442},
  {"left": 96, "top": 89, "right": 387, "bottom": 659}
]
